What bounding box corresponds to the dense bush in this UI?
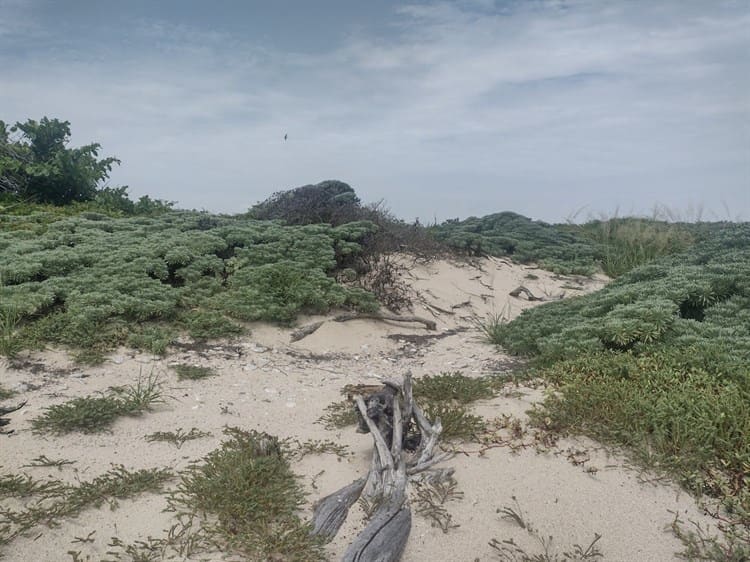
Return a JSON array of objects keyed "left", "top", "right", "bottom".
[
  {"left": 247, "top": 180, "right": 362, "bottom": 226},
  {"left": 578, "top": 217, "right": 694, "bottom": 277},
  {"left": 0, "top": 118, "right": 119, "bottom": 205},
  {"left": 495, "top": 222, "right": 750, "bottom": 362},
  {"left": 430, "top": 212, "right": 600, "bottom": 274},
  {"left": 0, "top": 210, "right": 378, "bottom": 359},
  {"left": 431, "top": 212, "right": 697, "bottom": 277},
  {"left": 248, "top": 181, "right": 447, "bottom": 311}
]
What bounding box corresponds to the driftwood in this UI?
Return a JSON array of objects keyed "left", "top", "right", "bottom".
[
  {"left": 310, "top": 373, "right": 449, "bottom": 562},
  {"left": 291, "top": 313, "right": 437, "bottom": 342},
  {"left": 0, "top": 401, "right": 26, "bottom": 431},
  {"left": 290, "top": 320, "right": 326, "bottom": 342},
  {"left": 311, "top": 477, "right": 367, "bottom": 540},
  {"left": 509, "top": 285, "right": 544, "bottom": 301}
]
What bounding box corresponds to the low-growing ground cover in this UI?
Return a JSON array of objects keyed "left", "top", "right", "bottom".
[
  {"left": 0, "top": 209, "right": 378, "bottom": 361},
  {"left": 490, "top": 222, "right": 750, "bottom": 554},
  {"left": 430, "top": 211, "right": 601, "bottom": 275},
  {"left": 431, "top": 211, "right": 696, "bottom": 277},
  {"left": 165, "top": 427, "right": 326, "bottom": 562},
  {"left": 0, "top": 465, "right": 173, "bottom": 550},
  {"left": 1, "top": 249, "right": 724, "bottom": 560},
  {"left": 30, "top": 373, "right": 165, "bottom": 434}
]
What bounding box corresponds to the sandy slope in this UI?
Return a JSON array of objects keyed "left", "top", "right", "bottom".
[{"left": 0, "top": 257, "right": 716, "bottom": 561}]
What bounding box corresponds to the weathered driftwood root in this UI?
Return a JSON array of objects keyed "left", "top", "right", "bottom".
[
  {"left": 310, "top": 373, "right": 449, "bottom": 562},
  {"left": 291, "top": 313, "right": 437, "bottom": 342},
  {"left": 509, "top": 285, "right": 544, "bottom": 301},
  {"left": 311, "top": 477, "right": 367, "bottom": 540}
]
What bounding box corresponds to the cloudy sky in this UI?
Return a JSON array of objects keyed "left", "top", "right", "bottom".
[{"left": 1, "top": 0, "right": 748, "bottom": 222}]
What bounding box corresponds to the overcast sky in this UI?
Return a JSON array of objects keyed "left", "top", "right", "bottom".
[{"left": 1, "top": 0, "right": 748, "bottom": 222}]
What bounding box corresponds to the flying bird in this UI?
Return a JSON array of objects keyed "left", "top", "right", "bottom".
[{"left": 284, "top": 133, "right": 288, "bottom": 141}]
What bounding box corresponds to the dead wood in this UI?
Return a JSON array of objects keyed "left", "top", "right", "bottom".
[
  {"left": 311, "top": 477, "right": 367, "bottom": 540},
  {"left": 310, "top": 373, "right": 449, "bottom": 561},
  {"left": 420, "top": 302, "right": 455, "bottom": 317},
  {"left": 333, "top": 312, "right": 436, "bottom": 331},
  {"left": 290, "top": 321, "right": 325, "bottom": 342},
  {"left": 291, "top": 313, "right": 437, "bottom": 343},
  {"left": 509, "top": 285, "right": 544, "bottom": 301}
]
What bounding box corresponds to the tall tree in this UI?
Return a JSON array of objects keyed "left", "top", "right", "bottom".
[{"left": 0, "top": 117, "right": 120, "bottom": 204}]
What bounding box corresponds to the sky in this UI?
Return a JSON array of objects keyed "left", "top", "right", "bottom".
[{"left": 1, "top": 0, "right": 748, "bottom": 223}]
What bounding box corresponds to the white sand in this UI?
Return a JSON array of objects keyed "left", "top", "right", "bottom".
[{"left": 0, "top": 257, "right": 716, "bottom": 561}]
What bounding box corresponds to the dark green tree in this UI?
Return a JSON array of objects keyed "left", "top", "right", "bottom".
[{"left": 0, "top": 117, "right": 120, "bottom": 204}]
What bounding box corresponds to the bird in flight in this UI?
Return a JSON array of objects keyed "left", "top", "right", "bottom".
[{"left": 284, "top": 133, "right": 288, "bottom": 141}]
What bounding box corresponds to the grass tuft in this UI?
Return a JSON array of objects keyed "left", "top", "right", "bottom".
[
  {"left": 0, "top": 304, "right": 23, "bottom": 358},
  {"left": 145, "top": 428, "right": 211, "bottom": 449},
  {"left": 476, "top": 310, "right": 510, "bottom": 346},
  {"left": 582, "top": 216, "right": 692, "bottom": 278},
  {"left": 287, "top": 439, "right": 351, "bottom": 461},
  {"left": 31, "top": 373, "right": 164, "bottom": 434},
  {"left": 412, "top": 470, "right": 463, "bottom": 533},
  {"left": 670, "top": 512, "right": 750, "bottom": 562},
  {"left": 490, "top": 496, "right": 604, "bottom": 561},
  {"left": 317, "top": 399, "right": 358, "bottom": 430},
  {"left": 171, "top": 364, "right": 216, "bottom": 381},
  {"left": 0, "top": 385, "right": 15, "bottom": 401},
  {"left": 22, "top": 455, "right": 76, "bottom": 470}
]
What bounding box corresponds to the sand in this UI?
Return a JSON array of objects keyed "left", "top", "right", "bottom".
[{"left": 0, "top": 257, "right": 717, "bottom": 561}]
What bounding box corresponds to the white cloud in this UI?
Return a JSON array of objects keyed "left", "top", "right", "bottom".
[{"left": 0, "top": 0, "right": 747, "bottom": 221}]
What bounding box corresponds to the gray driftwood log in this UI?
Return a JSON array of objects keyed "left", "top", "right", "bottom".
[{"left": 310, "top": 373, "right": 450, "bottom": 562}]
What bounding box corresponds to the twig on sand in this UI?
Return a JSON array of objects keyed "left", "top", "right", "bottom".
[
  {"left": 509, "top": 285, "right": 544, "bottom": 301},
  {"left": 291, "top": 313, "right": 437, "bottom": 342}
]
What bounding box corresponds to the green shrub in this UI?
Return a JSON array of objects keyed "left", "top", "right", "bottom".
[
  {"left": 247, "top": 180, "right": 362, "bottom": 226},
  {"left": 168, "top": 427, "right": 324, "bottom": 561},
  {"left": 532, "top": 350, "right": 750, "bottom": 514},
  {"left": 0, "top": 117, "right": 119, "bottom": 205},
  {"left": 0, "top": 210, "right": 379, "bottom": 358},
  {"left": 172, "top": 364, "right": 216, "bottom": 381},
  {"left": 581, "top": 217, "right": 693, "bottom": 277},
  {"left": 178, "top": 309, "right": 243, "bottom": 340},
  {"left": 496, "top": 222, "right": 750, "bottom": 527},
  {"left": 432, "top": 212, "right": 700, "bottom": 277},
  {"left": 414, "top": 372, "right": 495, "bottom": 404},
  {"left": 430, "top": 212, "right": 599, "bottom": 274}
]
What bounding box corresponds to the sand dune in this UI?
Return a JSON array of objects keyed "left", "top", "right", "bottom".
[{"left": 1, "top": 257, "right": 716, "bottom": 561}]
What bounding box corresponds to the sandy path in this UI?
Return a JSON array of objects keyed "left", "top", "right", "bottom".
[{"left": 0, "top": 258, "right": 716, "bottom": 561}]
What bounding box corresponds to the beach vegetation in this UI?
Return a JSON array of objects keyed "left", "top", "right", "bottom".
[
  {"left": 0, "top": 465, "right": 172, "bottom": 550},
  {"left": 0, "top": 207, "right": 379, "bottom": 360},
  {"left": 493, "top": 222, "right": 750, "bottom": 541},
  {"left": 31, "top": 373, "right": 165, "bottom": 434},
  {"left": 165, "top": 427, "right": 325, "bottom": 561}
]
